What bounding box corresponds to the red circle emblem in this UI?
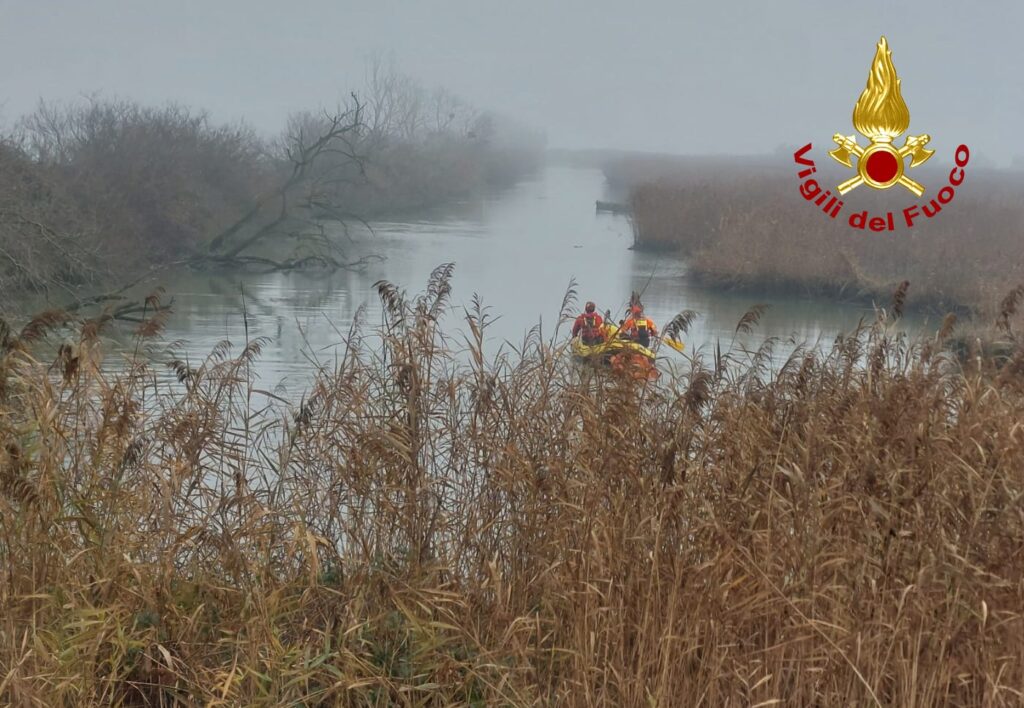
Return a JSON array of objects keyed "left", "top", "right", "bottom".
[{"left": 864, "top": 150, "right": 899, "bottom": 184}]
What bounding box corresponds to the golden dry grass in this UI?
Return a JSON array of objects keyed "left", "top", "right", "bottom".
[
  {"left": 620, "top": 158, "right": 1024, "bottom": 314},
  {"left": 1, "top": 272, "right": 1023, "bottom": 706}
]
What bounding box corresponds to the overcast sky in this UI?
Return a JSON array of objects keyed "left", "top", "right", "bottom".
[{"left": 1, "top": 0, "right": 1021, "bottom": 163}]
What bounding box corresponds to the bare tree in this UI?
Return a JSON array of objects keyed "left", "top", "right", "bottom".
[
  {"left": 202, "top": 97, "right": 370, "bottom": 271},
  {"left": 0, "top": 140, "right": 104, "bottom": 308}
]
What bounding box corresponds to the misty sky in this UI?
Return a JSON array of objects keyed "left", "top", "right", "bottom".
[{"left": 2, "top": 0, "right": 1022, "bottom": 164}]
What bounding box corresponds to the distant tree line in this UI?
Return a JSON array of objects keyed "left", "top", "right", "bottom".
[{"left": 0, "top": 59, "right": 545, "bottom": 310}]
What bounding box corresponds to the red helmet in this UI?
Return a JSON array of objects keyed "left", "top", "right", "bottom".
[
  {"left": 631, "top": 305, "right": 643, "bottom": 316},
  {"left": 585, "top": 301, "right": 596, "bottom": 313}
]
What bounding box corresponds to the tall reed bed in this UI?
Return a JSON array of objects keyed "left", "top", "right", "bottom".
[
  {"left": 621, "top": 160, "right": 1024, "bottom": 313},
  {"left": 1, "top": 270, "right": 1023, "bottom": 705}
]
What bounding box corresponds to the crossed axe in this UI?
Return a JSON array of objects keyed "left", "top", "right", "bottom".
[{"left": 828, "top": 134, "right": 934, "bottom": 196}]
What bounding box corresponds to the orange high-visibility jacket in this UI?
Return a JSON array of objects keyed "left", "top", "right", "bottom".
[{"left": 621, "top": 316, "right": 658, "bottom": 339}]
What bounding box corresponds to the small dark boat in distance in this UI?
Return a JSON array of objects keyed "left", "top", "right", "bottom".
[{"left": 595, "top": 200, "right": 631, "bottom": 215}]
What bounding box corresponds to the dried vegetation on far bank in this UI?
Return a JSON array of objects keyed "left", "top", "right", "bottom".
[{"left": 614, "top": 154, "right": 1024, "bottom": 314}]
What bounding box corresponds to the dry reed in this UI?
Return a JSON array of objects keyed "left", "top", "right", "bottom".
[
  {"left": 619, "top": 158, "right": 1024, "bottom": 314},
  {"left": 0, "top": 270, "right": 1023, "bottom": 706}
]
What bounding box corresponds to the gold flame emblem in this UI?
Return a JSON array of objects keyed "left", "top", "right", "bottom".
[{"left": 829, "top": 37, "right": 933, "bottom": 196}]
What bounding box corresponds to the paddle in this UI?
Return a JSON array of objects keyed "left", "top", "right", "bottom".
[{"left": 659, "top": 336, "right": 685, "bottom": 354}]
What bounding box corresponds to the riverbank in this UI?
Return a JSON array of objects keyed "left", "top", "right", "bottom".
[
  {"left": 606, "top": 153, "right": 1024, "bottom": 315},
  {"left": 1, "top": 276, "right": 1022, "bottom": 704}
]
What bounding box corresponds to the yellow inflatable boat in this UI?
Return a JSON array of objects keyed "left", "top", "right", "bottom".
[{"left": 571, "top": 325, "right": 661, "bottom": 381}]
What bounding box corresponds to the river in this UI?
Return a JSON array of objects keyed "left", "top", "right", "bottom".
[{"left": 118, "top": 165, "right": 930, "bottom": 396}]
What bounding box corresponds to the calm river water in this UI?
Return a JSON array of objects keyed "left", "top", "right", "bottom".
[{"left": 115, "top": 166, "right": 929, "bottom": 396}]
